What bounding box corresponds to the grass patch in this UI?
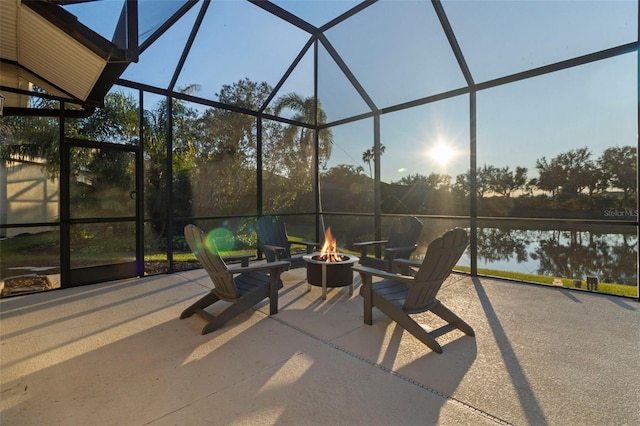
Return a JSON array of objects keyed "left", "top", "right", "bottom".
[
  {"left": 454, "top": 266, "right": 638, "bottom": 298},
  {"left": 145, "top": 250, "right": 256, "bottom": 263},
  {"left": 0, "top": 231, "right": 59, "bottom": 261}
]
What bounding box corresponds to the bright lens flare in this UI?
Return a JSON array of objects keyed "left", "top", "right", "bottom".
[
  {"left": 205, "top": 228, "right": 235, "bottom": 253},
  {"left": 428, "top": 142, "right": 456, "bottom": 167}
]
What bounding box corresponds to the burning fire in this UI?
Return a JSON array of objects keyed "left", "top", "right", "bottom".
[{"left": 318, "top": 227, "right": 345, "bottom": 262}]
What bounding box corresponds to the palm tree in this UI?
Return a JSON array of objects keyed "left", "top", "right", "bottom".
[
  {"left": 273, "top": 93, "right": 332, "bottom": 165},
  {"left": 273, "top": 93, "right": 333, "bottom": 237},
  {"left": 362, "top": 144, "right": 385, "bottom": 178}
]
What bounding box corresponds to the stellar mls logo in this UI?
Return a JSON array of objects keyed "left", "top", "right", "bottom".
[{"left": 603, "top": 209, "right": 638, "bottom": 217}]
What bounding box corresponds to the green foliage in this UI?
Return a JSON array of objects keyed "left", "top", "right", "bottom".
[
  {"left": 491, "top": 166, "right": 528, "bottom": 197},
  {"left": 598, "top": 145, "right": 637, "bottom": 203},
  {"left": 77, "top": 92, "right": 139, "bottom": 143},
  {"left": 536, "top": 147, "right": 598, "bottom": 197}
]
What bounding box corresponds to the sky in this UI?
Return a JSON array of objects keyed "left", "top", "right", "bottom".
[{"left": 65, "top": 0, "right": 638, "bottom": 183}]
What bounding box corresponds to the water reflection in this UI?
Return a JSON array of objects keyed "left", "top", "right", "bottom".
[
  {"left": 477, "top": 228, "right": 530, "bottom": 263},
  {"left": 477, "top": 227, "right": 637, "bottom": 286}
]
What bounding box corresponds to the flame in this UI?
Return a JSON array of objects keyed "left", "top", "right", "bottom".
[{"left": 319, "top": 227, "right": 344, "bottom": 262}]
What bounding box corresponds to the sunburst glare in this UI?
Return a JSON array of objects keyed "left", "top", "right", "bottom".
[{"left": 428, "top": 142, "right": 458, "bottom": 167}]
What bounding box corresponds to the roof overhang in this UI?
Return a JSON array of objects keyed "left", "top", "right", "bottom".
[{"left": 0, "top": 0, "right": 133, "bottom": 113}]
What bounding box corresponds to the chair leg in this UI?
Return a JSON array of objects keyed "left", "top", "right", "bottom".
[
  {"left": 180, "top": 291, "right": 220, "bottom": 319},
  {"left": 268, "top": 277, "right": 280, "bottom": 315},
  {"left": 200, "top": 290, "right": 268, "bottom": 335},
  {"left": 359, "top": 273, "right": 373, "bottom": 325},
  {"left": 430, "top": 301, "right": 475, "bottom": 337},
  {"left": 200, "top": 314, "right": 226, "bottom": 335},
  {"left": 372, "top": 293, "right": 443, "bottom": 354}
]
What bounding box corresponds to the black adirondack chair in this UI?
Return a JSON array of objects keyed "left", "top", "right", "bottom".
[
  {"left": 352, "top": 228, "right": 474, "bottom": 354},
  {"left": 354, "top": 216, "right": 423, "bottom": 272},
  {"left": 181, "top": 224, "right": 289, "bottom": 335},
  {"left": 254, "top": 215, "right": 319, "bottom": 269}
]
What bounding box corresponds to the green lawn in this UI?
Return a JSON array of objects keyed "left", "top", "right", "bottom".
[{"left": 454, "top": 266, "right": 638, "bottom": 298}]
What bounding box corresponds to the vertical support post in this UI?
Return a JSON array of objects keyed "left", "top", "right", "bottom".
[
  {"left": 165, "top": 95, "right": 174, "bottom": 272},
  {"left": 136, "top": 88, "right": 144, "bottom": 277},
  {"left": 373, "top": 113, "right": 382, "bottom": 257},
  {"left": 257, "top": 115, "right": 263, "bottom": 216},
  {"left": 313, "top": 40, "right": 324, "bottom": 243},
  {"left": 60, "top": 102, "right": 70, "bottom": 287},
  {"left": 469, "top": 91, "right": 477, "bottom": 276}
]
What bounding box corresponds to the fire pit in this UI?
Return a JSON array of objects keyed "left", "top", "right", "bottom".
[{"left": 302, "top": 228, "right": 358, "bottom": 300}]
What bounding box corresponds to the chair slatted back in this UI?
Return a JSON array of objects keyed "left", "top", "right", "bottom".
[
  {"left": 184, "top": 224, "right": 238, "bottom": 300},
  {"left": 405, "top": 228, "right": 468, "bottom": 310},
  {"left": 384, "top": 216, "right": 423, "bottom": 261},
  {"left": 255, "top": 215, "right": 291, "bottom": 262}
]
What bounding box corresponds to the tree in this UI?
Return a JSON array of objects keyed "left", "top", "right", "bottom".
[
  {"left": 477, "top": 165, "right": 497, "bottom": 198},
  {"left": 0, "top": 112, "right": 60, "bottom": 178},
  {"left": 270, "top": 91, "right": 333, "bottom": 212},
  {"left": 453, "top": 172, "right": 470, "bottom": 198},
  {"left": 0, "top": 89, "right": 60, "bottom": 176},
  {"left": 533, "top": 157, "right": 563, "bottom": 199},
  {"left": 320, "top": 164, "right": 372, "bottom": 212},
  {"left": 394, "top": 172, "right": 450, "bottom": 191},
  {"left": 191, "top": 79, "right": 270, "bottom": 216},
  {"left": 143, "top": 86, "right": 201, "bottom": 232},
  {"left": 322, "top": 164, "right": 366, "bottom": 182},
  {"left": 490, "top": 166, "right": 528, "bottom": 198},
  {"left": 454, "top": 165, "right": 495, "bottom": 199},
  {"left": 1, "top": 91, "right": 140, "bottom": 179},
  {"left": 362, "top": 144, "right": 385, "bottom": 178},
  {"left": 535, "top": 147, "right": 597, "bottom": 198},
  {"left": 273, "top": 92, "right": 333, "bottom": 172},
  {"left": 78, "top": 91, "right": 139, "bottom": 143},
  {"left": 597, "top": 145, "right": 637, "bottom": 203},
  {"left": 387, "top": 172, "right": 454, "bottom": 214}
]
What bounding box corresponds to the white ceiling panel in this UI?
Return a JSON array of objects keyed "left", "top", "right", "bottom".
[{"left": 18, "top": 7, "right": 107, "bottom": 101}]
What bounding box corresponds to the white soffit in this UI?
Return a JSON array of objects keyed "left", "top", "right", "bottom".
[
  {"left": 0, "top": 0, "right": 18, "bottom": 62},
  {"left": 17, "top": 5, "right": 108, "bottom": 102}
]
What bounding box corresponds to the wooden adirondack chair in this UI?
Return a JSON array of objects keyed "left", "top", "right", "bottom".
[
  {"left": 354, "top": 216, "right": 423, "bottom": 272},
  {"left": 181, "top": 224, "right": 290, "bottom": 335},
  {"left": 254, "top": 215, "right": 319, "bottom": 269},
  {"left": 352, "top": 228, "right": 474, "bottom": 354}
]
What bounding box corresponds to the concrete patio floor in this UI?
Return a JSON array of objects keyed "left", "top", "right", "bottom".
[{"left": 1, "top": 266, "right": 638, "bottom": 425}]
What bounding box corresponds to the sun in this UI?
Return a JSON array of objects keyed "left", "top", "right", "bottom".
[{"left": 428, "top": 142, "right": 457, "bottom": 167}]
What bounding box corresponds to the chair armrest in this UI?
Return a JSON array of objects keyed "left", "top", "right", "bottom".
[
  {"left": 392, "top": 258, "right": 421, "bottom": 275},
  {"left": 352, "top": 265, "right": 415, "bottom": 284},
  {"left": 384, "top": 245, "right": 418, "bottom": 264},
  {"left": 222, "top": 253, "right": 253, "bottom": 267},
  {"left": 261, "top": 244, "right": 286, "bottom": 260},
  {"left": 290, "top": 240, "right": 320, "bottom": 253},
  {"left": 353, "top": 240, "right": 388, "bottom": 258},
  {"left": 353, "top": 240, "right": 388, "bottom": 248},
  {"left": 383, "top": 245, "right": 417, "bottom": 254},
  {"left": 393, "top": 258, "right": 421, "bottom": 267},
  {"left": 227, "top": 260, "right": 291, "bottom": 275}
]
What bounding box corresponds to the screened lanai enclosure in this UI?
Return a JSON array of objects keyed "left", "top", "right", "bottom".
[{"left": 0, "top": 0, "right": 638, "bottom": 299}]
